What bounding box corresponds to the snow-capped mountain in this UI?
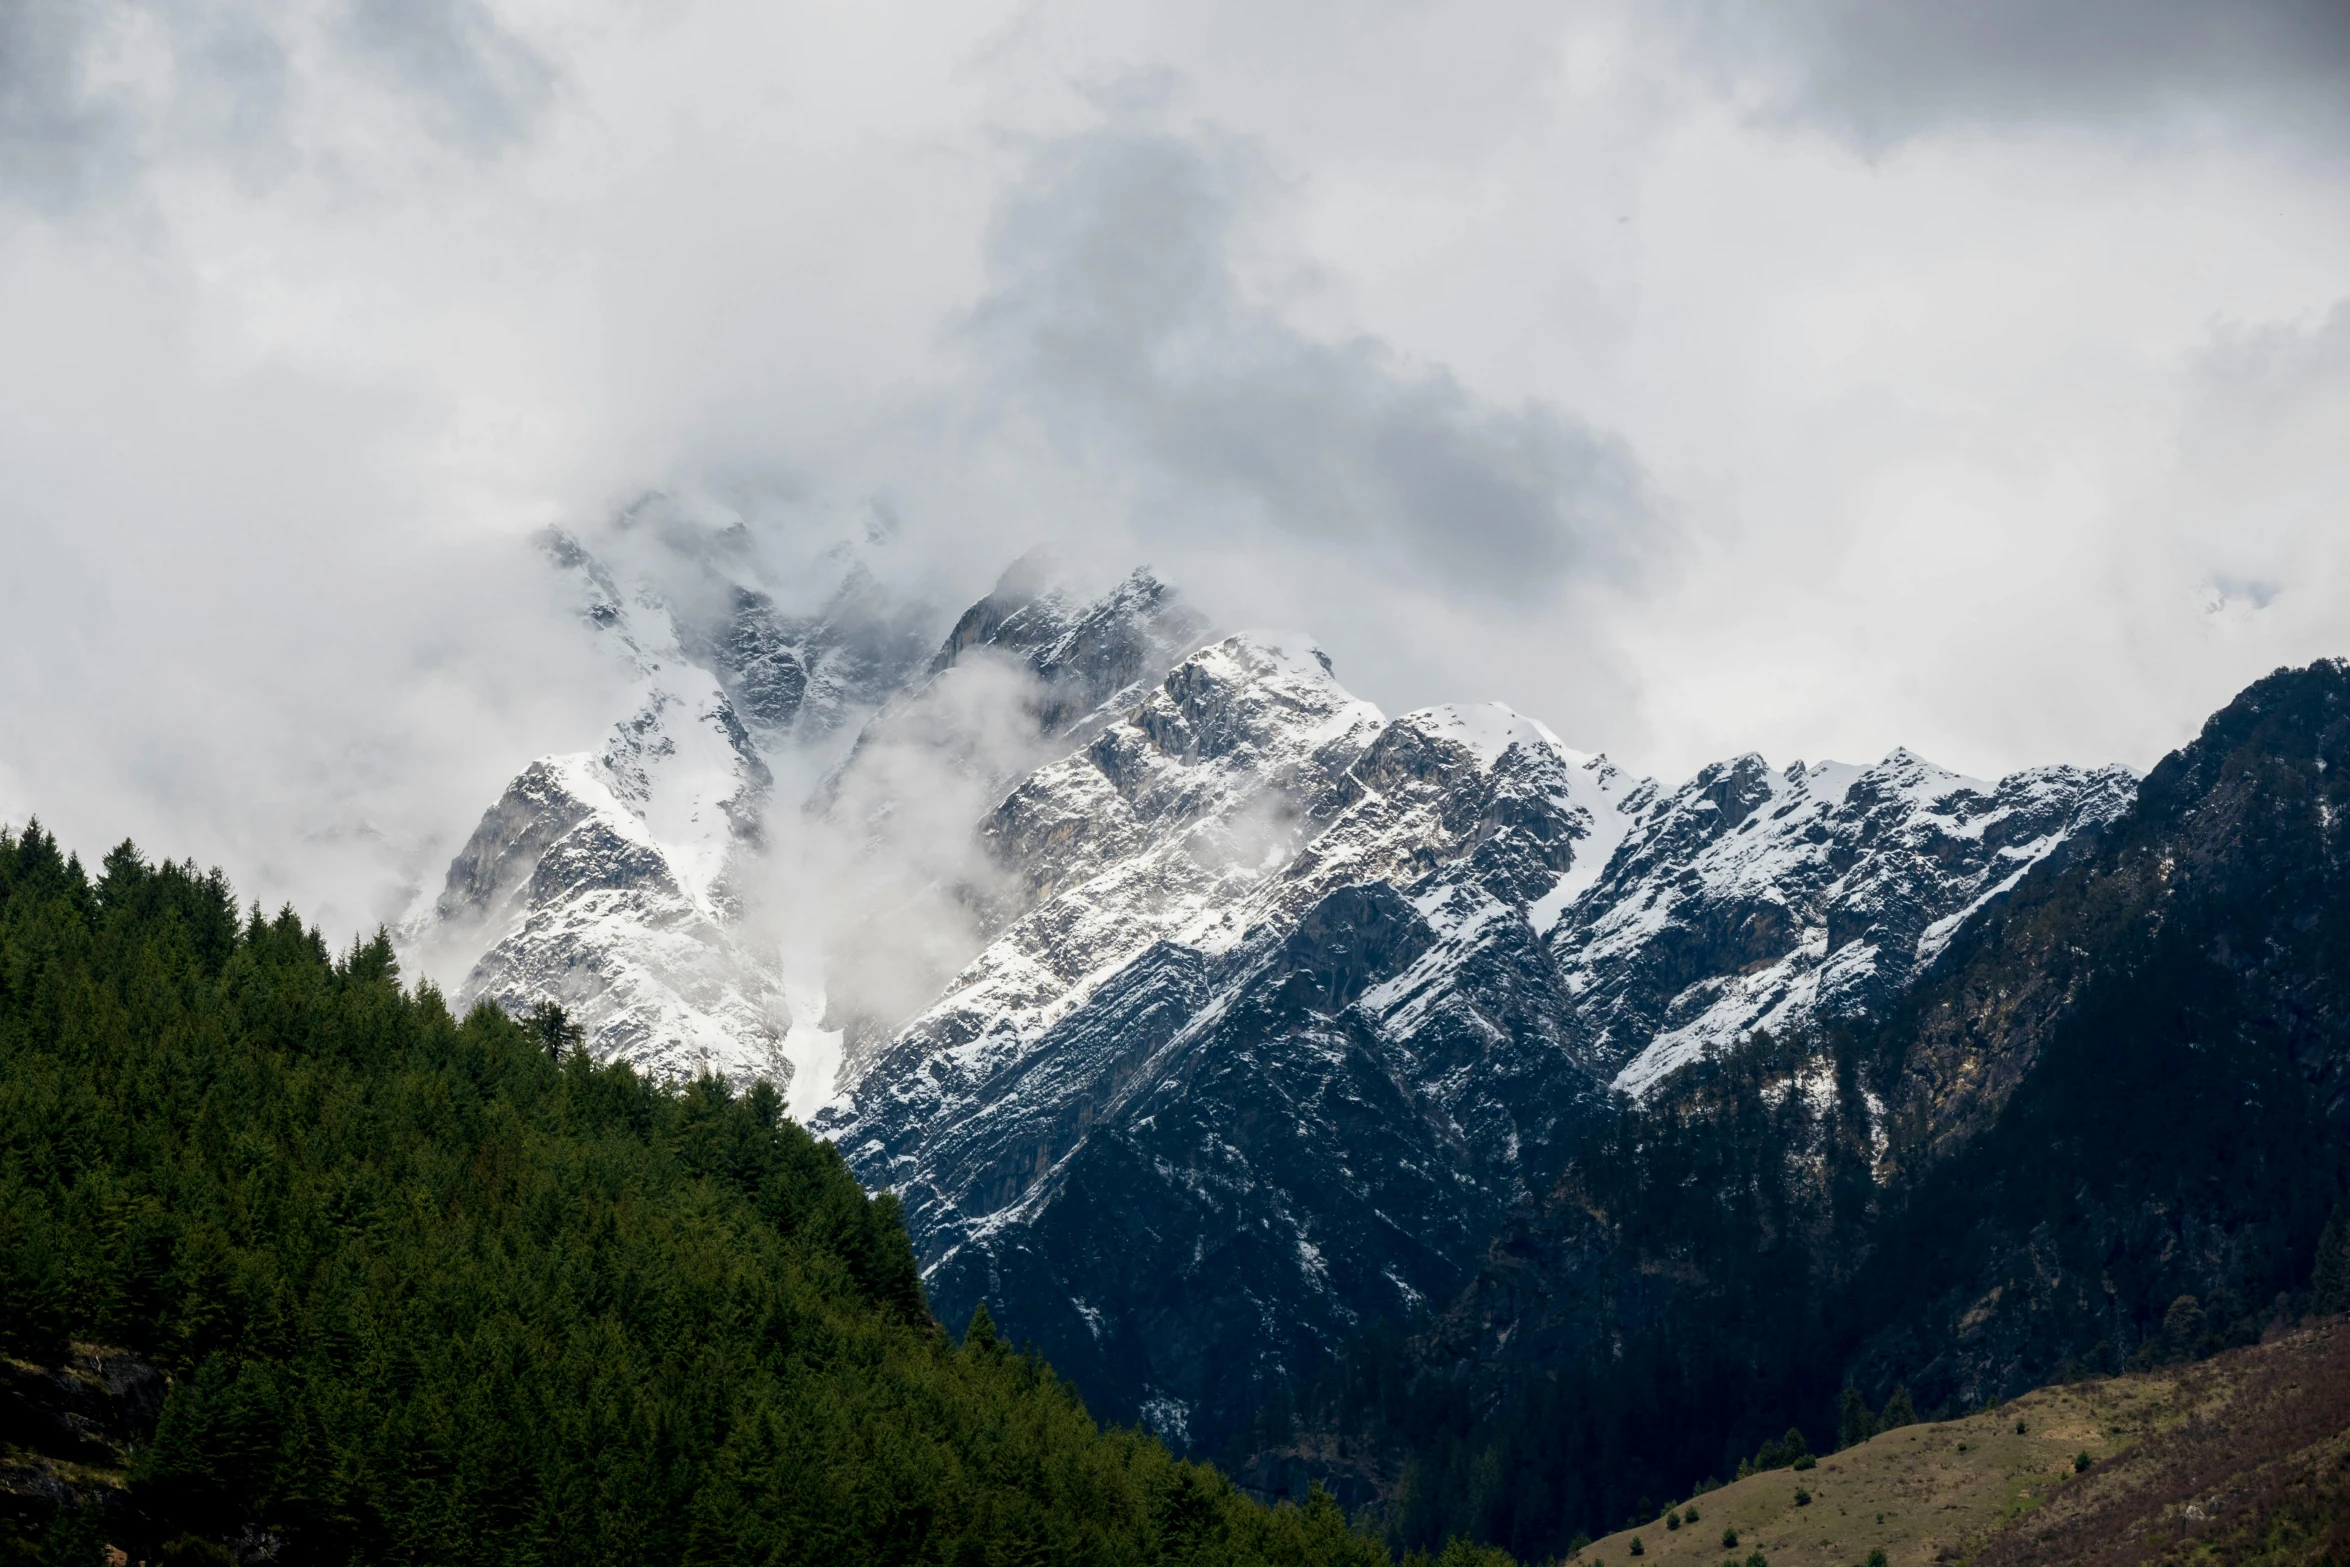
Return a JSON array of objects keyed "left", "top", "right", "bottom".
[
  {"left": 400, "top": 528, "right": 802, "bottom": 1080},
  {"left": 815, "top": 628, "right": 2136, "bottom": 1449},
  {"left": 409, "top": 535, "right": 2139, "bottom": 1453},
  {"left": 1554, "top": 749, "right": 2138, "bottom": 1097},
  {"left": 398, "top": 510, "right": 960, "bottom": 1080},
  {"left": 402, "top": 530, "right": 1209, "bottom": 1087},
  {"left": 814, "top": 641, "right": 1660, "bottom": 1444}
]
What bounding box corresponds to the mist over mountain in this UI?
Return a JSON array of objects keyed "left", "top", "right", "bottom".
[
  {"left": 11, "top": 515, "right": 2350, "bottom": 1564},
  {"left": 378, "top": 528, "right": 2350, "bottom": 1561}
]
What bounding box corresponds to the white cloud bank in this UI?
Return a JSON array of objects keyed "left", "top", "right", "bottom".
[{"left": 2, "top": 0, "right": 2347, "bottom": 938}]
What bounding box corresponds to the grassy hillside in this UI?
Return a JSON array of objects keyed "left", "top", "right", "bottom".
[{"left": 1575, "top": 1323, "right": 2350, "bottom": 1567}]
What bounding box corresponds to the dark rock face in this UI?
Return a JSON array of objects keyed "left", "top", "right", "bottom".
[
  {"left": 924, "top": 554, "right": 1212, "bottom": 741},
  {"left": 680, "top": 562, "right": 943, "bottom": 746},
  {"left": 702, "top": 585, "right": 812, "bottom": 733},
  {"left": 919, "top": 882, "right": 1539, "bottom": 1451},
  {"left": 0, "top": 1347, "right": 166, "bottom": 1540},
  {"left": 1839, "top": 660, "right": 2350, "bottom": 1402},
  {"left": 429, "top": 758, "right": 603, "bottom": 928}
]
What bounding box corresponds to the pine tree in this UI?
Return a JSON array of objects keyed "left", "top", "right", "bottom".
[
  {"left": 1878, "top": 1385, "right": 1915, "bottom": 1431},
  {"left": 524, "top": 999, "right": 585, "bottom": 1061},
  {"left": 1837, "top": 1386, "right": 1878, "bottom": 1450},
  {"left": 2313, "top": 1205, "right": 2350, "bottom": 1315}
]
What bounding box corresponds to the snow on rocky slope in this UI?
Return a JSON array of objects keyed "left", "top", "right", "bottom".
[
  {"left": 399, "top": 528, "right": 815, "bottom": 1080},
  {"left": 817, "top": 633, "right": 2137, "bottom": 1449},
  {"left": 403, "top": 532, "right": 1208, "bottom": 1086},
  {"left": 1557, "top": 749, "right": 2139, "bottom": 1097},
  {"left": 405, "top": 533, "right": 2139, "bottom": 1452},
  {"left": 818, "top": 638, "right": 1660, "bottom": 1443}
]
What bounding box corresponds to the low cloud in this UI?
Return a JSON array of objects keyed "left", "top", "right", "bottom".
[
  {"left": 789, "top": 651, "right": 1050, "bottom": 1045},
  {"left": 2163, "top": 298, "right": 2350, "bottom": 655},
  {"left": 969, "top": 113, "right": 1664, "bottom": 607}
]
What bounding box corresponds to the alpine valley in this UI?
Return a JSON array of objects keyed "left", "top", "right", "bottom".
[{"left": 380, "top": 512, "right": 2350, "bottom": 1561}]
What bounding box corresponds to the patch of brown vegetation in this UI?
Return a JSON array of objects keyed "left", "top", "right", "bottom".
[{"left": 1972, "top": 1319, "right": 2350, "bottom": 1567}]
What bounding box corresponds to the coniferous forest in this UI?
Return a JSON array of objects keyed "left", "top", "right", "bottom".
[{"left": 0, "top": 823, "right": 1419, "bottom": 1566}]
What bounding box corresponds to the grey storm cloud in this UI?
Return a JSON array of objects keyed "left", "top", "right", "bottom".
[
  {"left": 1691, "top": 0, "right": 2350, "bottom": 146},
  {"left": 342, "top": 0, "right": 552, "bottom": 148},
  {"left": 0, "top": 0, "right": 139, "bottom": 211},
  {"left": 0, "top": 0, "right": 545, "bottom": 212},
  {"left": 968, "top": 117, "right": 1663, "bottom": 606}
]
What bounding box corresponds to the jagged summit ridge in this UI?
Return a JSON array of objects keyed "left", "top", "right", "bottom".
[
  {"left": 404, "top": 534, "right": 1211, "bottom": 1087},
  {"left": 816, "top": 623, "right": 2138, "bottom": 1450},
  {"left": 1558, "top": 747, "right": 2138, "bottom": 1096},
  {"left": 401, "top": 529, "right": 796, "bottom": 1081}
]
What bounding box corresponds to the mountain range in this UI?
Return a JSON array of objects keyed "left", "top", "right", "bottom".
[{"left": 400, "top": 517, "right": 2350, "bottom": 1557}]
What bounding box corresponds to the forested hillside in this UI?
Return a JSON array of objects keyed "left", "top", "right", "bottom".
[
  {"left": 1258, "top": 660, "right": 2350, "bottom": 1558},
  {"left": 0, "top": 823, "right": 1406, "bottom": 1567}
]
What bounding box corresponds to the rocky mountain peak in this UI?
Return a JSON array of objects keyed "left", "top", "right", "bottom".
[
  {"left": 398, "top": 533, "right": 802, "bottom": 1080},
  {"left": 1555, "top": 744, "right": 2137, "bottom": 1098},
  {"left": 927, "top": 556, "right": 1203, "bottom": 725},
  {"left": 1127, "top": 633, "right": 1358, "bottom": 771},
  {"left": 405, "top": 536, "right": 2161, "bottom": 1470},
  {"left": 819, "top": 560, "right": 1211, "bottom": 832}
]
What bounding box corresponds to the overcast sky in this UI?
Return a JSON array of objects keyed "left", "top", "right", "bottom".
[{"left": 3, "top": 0, "right": 2348, "bottom": 935}]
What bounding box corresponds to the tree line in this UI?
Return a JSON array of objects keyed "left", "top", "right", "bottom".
[{"left": 0, "top": 821, "right": 1463, "bottom": 1567}]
